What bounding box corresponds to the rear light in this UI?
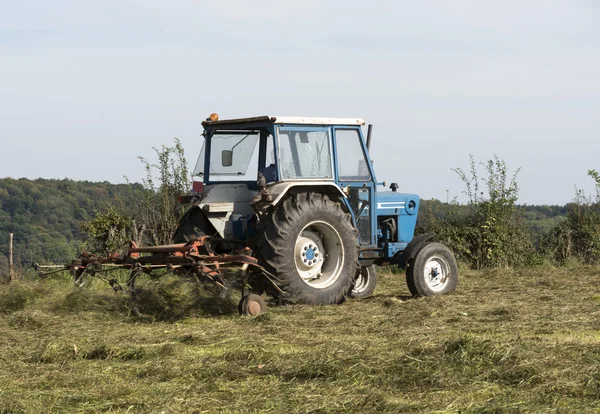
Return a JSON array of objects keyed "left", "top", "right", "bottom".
[{"left": 192, "top": 181, "right": 204, "bottom": 193}]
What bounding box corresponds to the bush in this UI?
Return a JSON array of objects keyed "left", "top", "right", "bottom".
[
  {"left": 79, "top": 206, "right": 131, "bottom": 255},
  {"left": 541, "top": 170, "right": 600, "bottom": 264},
  {"left": 80, "top": 138, "right": 190, "bottom": 254},
  {"left": 136, "top": 138, "right": 190, "bottom": 246},
  {"left": 417, "top": 155, "right": 534, "bottom": 269}
]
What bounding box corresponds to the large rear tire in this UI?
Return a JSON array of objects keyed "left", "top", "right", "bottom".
[
  {"left": 255, "top": 192, "right": 359, "bottom": 305},
  {"left": 406, "top": 242, "right": 458, "bottom": 297}
]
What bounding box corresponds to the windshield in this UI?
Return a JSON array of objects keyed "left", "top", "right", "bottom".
[{"left": 193, "top": 131, "right": 260, "bottom": 182}]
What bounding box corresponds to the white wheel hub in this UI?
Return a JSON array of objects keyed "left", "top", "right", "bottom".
[
  {"left": 352, "top": 266, "right": 371, "bottom": 294},
  {"left": 294, "top": 221, "right": 344, "bottom": 289},
  {"left": 423, "top": 255, "right": 450, "bottom": 292},
  {"left": 294, "top": 231, "right": 324, "bottom": 279}
]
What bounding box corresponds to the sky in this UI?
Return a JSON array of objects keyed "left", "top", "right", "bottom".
[{"left": 1, "top": 0, "right": 599, "bottom": 205}]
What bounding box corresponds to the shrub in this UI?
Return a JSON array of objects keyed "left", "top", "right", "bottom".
[
  {"left": 418, "top": 155, "right": 534, "bottom": 269},
  {"left": 136, "top": 138, "right": 190, "bottom": 246},
  {"left": 79, "top": 206, "right": 131, "bottom": 255},
  {"left": 541, "top": 170, "right": 600, "bottom": 264},
  {"left": 80, "top": 138, "right": 190, "bottom": 254}
]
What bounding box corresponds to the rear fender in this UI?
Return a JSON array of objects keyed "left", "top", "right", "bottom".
[
  {"left": 173, "top": 206, "right": 219, "bottom": 241},
  {"left": 252, "top": 182, "right": 348, "bottom": 212}
]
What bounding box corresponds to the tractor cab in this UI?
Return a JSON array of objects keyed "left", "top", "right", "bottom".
[
  {"left": 187, "top": 115, "right": 417, "bottom": 258},
  {"left": 191, "top": 115, "right": 366, "bottom": 187}
]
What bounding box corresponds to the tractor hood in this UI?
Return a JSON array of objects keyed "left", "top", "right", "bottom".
[
  {"left": 375, "top": 192, "right": 420, "bottom": 246},
  {"left": 375, "top": 192, "right": 420, "bottom": 216}
]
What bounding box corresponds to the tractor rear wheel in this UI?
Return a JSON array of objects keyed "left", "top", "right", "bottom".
[
  {"left": 349, "top": 265, "right": 377, "bottom": 299},
  {"left": 255, "top": 193, "right": 359, "bottom": 305},
  {"left": 406, "top": 242, "right": 458, "bottom": 297}
]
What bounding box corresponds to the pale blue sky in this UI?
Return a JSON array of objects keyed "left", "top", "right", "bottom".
[{"left": 1, "top": 0, "right": 599, "bottom": 204}]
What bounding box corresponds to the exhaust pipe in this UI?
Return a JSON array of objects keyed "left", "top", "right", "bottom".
[{"left": 366, "top": 124, "right": 373, "bottom": 151}]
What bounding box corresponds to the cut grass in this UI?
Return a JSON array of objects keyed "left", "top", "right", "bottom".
[{"left": 1, "top": 265, "right": 600, "bottom": 412}]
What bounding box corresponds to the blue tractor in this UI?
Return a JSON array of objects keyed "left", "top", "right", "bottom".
[{"left": 175, "top": 114, "right": 457, "bottom": 312}]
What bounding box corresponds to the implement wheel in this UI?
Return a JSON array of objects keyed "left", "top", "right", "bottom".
[
  {"left": 239, "top": 294, "right": 267, "bottom": 316},
  {"left": 73, "top": 261, "right": 96, "bottom": 288},
  {"left": 255, "top": 192, "right": 359, "bottom": 305}
]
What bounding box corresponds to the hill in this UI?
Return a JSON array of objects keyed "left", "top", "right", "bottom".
[{"left": 0, "top": 178, "right": 144, "bottom": 272}]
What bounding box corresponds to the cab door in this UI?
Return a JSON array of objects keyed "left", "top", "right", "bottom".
[{"left": 333, "top": 127, "right": 376, "bottom": 247}]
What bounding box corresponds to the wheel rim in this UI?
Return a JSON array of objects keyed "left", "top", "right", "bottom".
[
  {"left": 423, "top": 255, "right": 450, "bottom": 292},
  {"left": 294, "top": 220, "right": 344, "bottom": 289},
  {"left": 241, "top": 294, "right": 266, "bottom": 316},
  {"left": 246, "top": 299, "right": 262, "bottom": 316},
  {"left": 352, "top": 267, "right": 371, "bottom": 294}
]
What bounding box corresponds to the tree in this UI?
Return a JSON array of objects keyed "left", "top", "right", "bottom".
[{"left": 80, "top": 207, "right": 131, "bottom": 255}]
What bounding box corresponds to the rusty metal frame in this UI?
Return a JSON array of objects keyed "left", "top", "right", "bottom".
[{"left": 35, "top": 236, "right": 283, "bottom": 305}]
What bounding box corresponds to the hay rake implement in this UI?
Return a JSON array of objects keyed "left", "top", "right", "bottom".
[{"left": 34, "top": 236, "right": 281, "bottom": 316}]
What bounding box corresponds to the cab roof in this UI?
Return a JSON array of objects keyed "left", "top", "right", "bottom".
[{"left": 202, "top": 116, "right": 365, "bottom": 127}]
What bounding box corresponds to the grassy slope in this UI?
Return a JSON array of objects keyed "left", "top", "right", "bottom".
[{"left": 1, "top": 267, "right": 600, "bottom": 413}]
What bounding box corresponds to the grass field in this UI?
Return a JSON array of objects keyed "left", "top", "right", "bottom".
[{"left": 1, "top": 265, "right": 600, "bottom": 413}]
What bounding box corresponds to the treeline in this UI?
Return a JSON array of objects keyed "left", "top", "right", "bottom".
[
  {"left": 0, "top": 178, "right": 145, "bottom": 272},
  {"left": 0, "top": 177, "right": 572, "bottom": 267},
  {"left": 1, "top": 148, "right": 598, "bottom": 274},
  {"left": 0, "top": 139, "right": 189, "bottom": 277}
]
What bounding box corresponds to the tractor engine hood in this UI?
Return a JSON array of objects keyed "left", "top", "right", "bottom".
[
  {"left": 376, "top": 192, "right": 420, "bottom": 246},
  {"left": 375, "top": 192, "right": 420, "bottom": 216}
]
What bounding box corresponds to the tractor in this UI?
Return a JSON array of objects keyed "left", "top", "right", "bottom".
[
  {"left": 36, "top": 114, "right": 458, "bottom": 316},
  {"left": 172, "top": 114, "right": 458, "bottom": 312}
]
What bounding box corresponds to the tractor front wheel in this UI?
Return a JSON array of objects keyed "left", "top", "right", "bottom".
[
  {"left": 255, "top": 193, "right": 359, "bottom": 305},
  {"left": 406, "top": 242, "right": 458, "bottom": 297}
]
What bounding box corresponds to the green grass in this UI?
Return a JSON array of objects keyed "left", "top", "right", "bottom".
[{"left": 2, "top": 266, "right": 600, "bottom": 413}]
